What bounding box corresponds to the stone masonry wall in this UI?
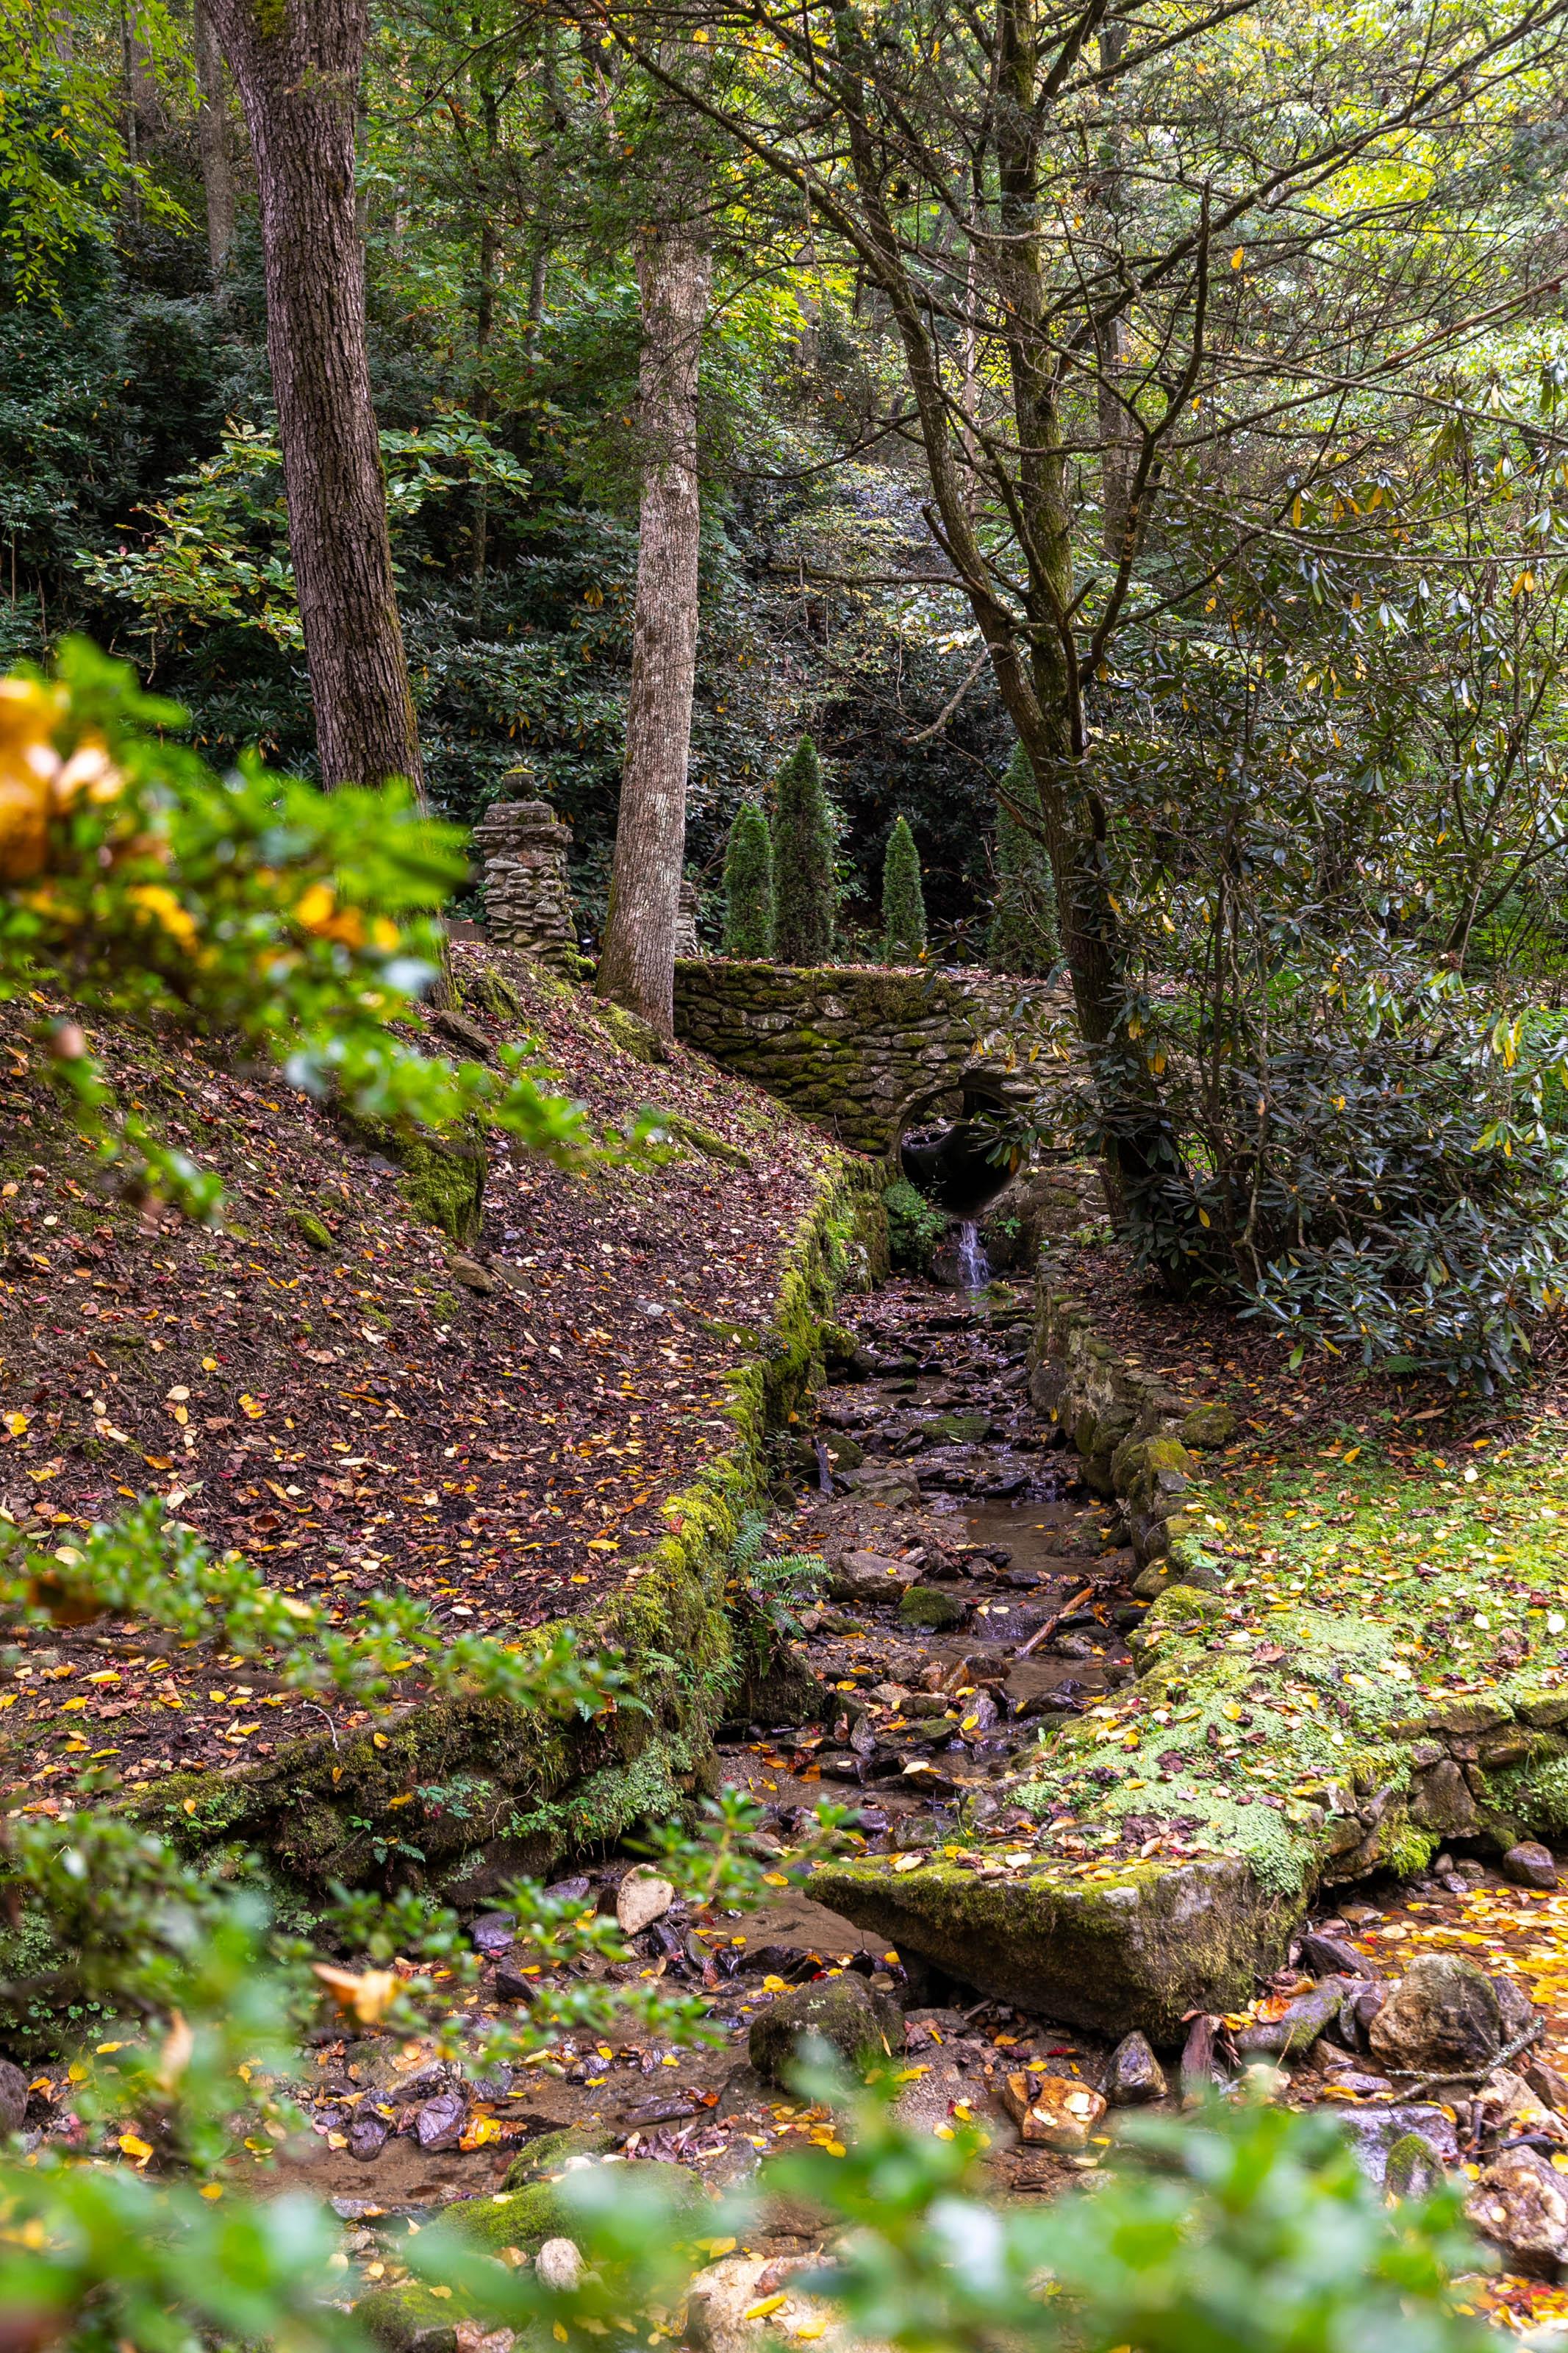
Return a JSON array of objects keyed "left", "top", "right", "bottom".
[{"left": 672, "top": 958, "right": 1082, "bottom": 1157}]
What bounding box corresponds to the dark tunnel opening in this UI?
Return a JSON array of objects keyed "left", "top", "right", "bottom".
[{"left": 898, "top": 1090, "right": 1019, "bottom": 1218}]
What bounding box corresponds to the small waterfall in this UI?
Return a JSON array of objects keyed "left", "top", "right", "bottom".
[{"left": 954, "top": 1219, "right": 989, "bottom": 1290}]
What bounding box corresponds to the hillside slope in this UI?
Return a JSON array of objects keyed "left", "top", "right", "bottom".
[{"left": 0, "top": 946, "right": 853, "bottom": 1810}]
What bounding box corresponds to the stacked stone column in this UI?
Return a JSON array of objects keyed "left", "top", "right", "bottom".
[{"left": 471, "top": 796, "right": 576, "bottom": 968}]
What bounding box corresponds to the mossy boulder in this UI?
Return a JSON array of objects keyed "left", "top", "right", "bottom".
[
  {"left": 898, "top": 1584, "right": 967, "bottom": 1632},
  {"left": 807, "top": 1852, "right": 1299, "bottom": 2046},
  {"left": 337, "top": 1104, "right": 486, "bottom": 1247},
  {"left": 595, "top": 1001, "right": 670, "bottom": 1065},
  {"left": 353, "top": 2283, "right": 466, "bottom": 2352},
  {"left": 451, "top": 2160, "right": 707, "bottom": 2257},
  {"left": 1179, "top": 1402, "right": 1238, "bottom": 1449},
  {"left": 504, "top": 2125, "right": 620, "bottom": 2188},
  {"left": 748, "top": 1972, "right": 904, "bottom": 2085}
]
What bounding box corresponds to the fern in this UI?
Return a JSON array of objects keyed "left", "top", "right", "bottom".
[{"left": 729, "top": 1509, "right": 826, "bottom": 1593}]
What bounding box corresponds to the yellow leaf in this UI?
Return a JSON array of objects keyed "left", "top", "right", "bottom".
[
  {"left": 312, "top": 1961, "right": 401, "bottom": 2027},
  {"left": 4, "top": 1410, "right": 28, "bottom": 1437},
  {"left": 373, "top": 1732, "right": 389, "bottom": 1749},
  {"left": 761, "top": 1871, "right": 788, "bottom": 1886},
  {"left": 200, "top": 2182, "right": 223, "bottom": 2199},
  {"left": 118, "top": 2132, "right": 154, "bottom": 2163},
  {"left": 745, "top": 2298, "right": 788, "bottom": 2321},
  {"left": 239, "top": 1395, "right": 265, "bottom": 1420},
  {"left": 1231, "top": 246, "right": 1244, "bottom": 268}
]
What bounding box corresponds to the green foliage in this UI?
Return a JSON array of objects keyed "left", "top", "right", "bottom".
[
  {"left": 883, "top": 1175, "right": 948, "bottom": 1271},
  {"left": 76, "top": 418, "right": 531, "bottom": 656},
  {"left": 0, "top": 642, "right": 648, "bottom": 1218},
  {"left": 398, "top": 2082, "right": 1494, "bottom": 2353},
  {"left": 0, "top": 0, "right": 185, "bottom": 304},
  {"left": 989, "top": 743, "right": 1059, "bottom": 977},
  {"left": 879, "top": 813, "right": 926, "bottom": 963},
  {"left": 723, "top": 799, "right": 775, "bottom": 957},
  {"left": 772, "top": 735, "right": 837, "bottom": 965}
]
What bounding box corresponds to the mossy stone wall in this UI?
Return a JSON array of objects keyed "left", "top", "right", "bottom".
[{"left": 673, "top": 959, "right": 1078, "bottom": 1157}]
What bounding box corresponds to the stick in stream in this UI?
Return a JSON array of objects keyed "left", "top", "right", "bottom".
[{"left": 1015, "top": 1584, "right": 1095, "bottom": 1660}]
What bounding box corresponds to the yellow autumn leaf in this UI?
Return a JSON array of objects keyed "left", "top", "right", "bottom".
[
  {"left": 4, "top": 1410, "right": 29, "bottom": 1437},
  {"left": 745, "top": 2297, "right": 788, "bottom": 2321},
  {"left": 239, "top": 1394, "right": 265, "bottom": 1419},
  {"left": 1231, "top": 246, "right": 1244, "bottom": 268},
  {"left": 312, "top": 1961, "right": 401, "bottom": 2026},
  {"left": 118, "top": 2132, "right": 154, "bottom": 2164}
]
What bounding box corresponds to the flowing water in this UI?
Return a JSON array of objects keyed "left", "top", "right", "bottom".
[{"left": 953, "top": 1218, "right": 989, "bottom": 1290}]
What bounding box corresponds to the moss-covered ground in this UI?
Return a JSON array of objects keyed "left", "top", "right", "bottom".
[{"left": 813, "top": 1354, "right": 1568, "bottom": 2040}]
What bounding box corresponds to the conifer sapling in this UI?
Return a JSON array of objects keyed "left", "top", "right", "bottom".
[
  {"left": 881, "top": 813, "right": 927, "bottom": 963},
  {"left": 722, "top": 802, "right": 775, "bottom": 958},
  {"left": 771, "top": 735, "right": 836, "bottom": 965}
]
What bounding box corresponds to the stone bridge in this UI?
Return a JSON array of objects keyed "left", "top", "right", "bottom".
[{"left": 672, "top": 959, "right": 1084, "bottom": 1160}]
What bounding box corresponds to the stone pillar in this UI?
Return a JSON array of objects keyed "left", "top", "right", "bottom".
[
  {"left": 673, "top": 879, "right": 701, "bottom": 959},
  {"left": 471, "top": 795, "right": 576, "bottom": 968}
]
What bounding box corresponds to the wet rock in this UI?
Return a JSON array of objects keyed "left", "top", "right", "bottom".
[
  {"left": 494, "top": 1961, "right": 535, "bottom": 2004},
  {"left": 348, "top": 2110, "right": 390, "bottom": 2161},
  {"left": 1234, "top": 1977, "right": 1353, "bottom": 2059},
  {"left": 1492, "top": 1973, "right": 1538, "bottom": 2043},
  {"left": 829, "top": 1551, "right": 912, "bottom": 1603},
  {"left": 1336, "top": 2104, "right": 1459, "bottom": 2188},
  {"left": 0, "top": 2057, "right": 26, "bottom": 2135},
  {"left": 1408, "top": 1760, "right": 1478, "bottom": 1835},
  {"left": 1368, "top": 1953, "right": 1501, "bottom": 2074},
  {"left": 898, "top": 1585, "right": 967, "bottom": 1632},
  {"left": 1472, "top": 2068, "right": 1567, "bottom": 2147},
  {"left": 686, "top": 2256, "right": 847, "bottom": 2353},
  {"left": 1384, "top": 2131, "right": 1447, "bottom": 2200},
  {"left": 470, "top": 1911, "right": 517, "bottom": 1957},
  {"left": 616, "top": 1869, "right": 676, "bottom": 1936},
  {"left": 1297, "top": 1929, "right": 1371, "bottom": 1978},
  {"left": 546, "top": 1874, "right": 593, "bottom": 1907},
  {"left": 415, "top": 2088, "right": 467, "bottom": 2151},
  {"left": 748, "top": 1974, "right": 903, "bottom": 2086},
  {"left": 1467, "top": 2146, "right": 1568, "bottom": 2277},
  {"left": 536, "top": 2238, "right": 584, "bottom": 2292},
  {"left": 1103, "top": 2032, "right": 1167, "bottom": 2105},
  {"left": 999, "top": 2071, "right": 1107, "bottom": 2151},
  {"left": 1503, "top": 1841, "right": 1559, "bottom": 1889}
]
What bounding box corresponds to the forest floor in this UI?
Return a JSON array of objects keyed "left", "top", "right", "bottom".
[
  {"left": 166, "top": 1263, "right": 1568, "bottom": 2335},
  {"left": 0, "top": 943, "right": 834, "bottom": 1800},
  {"left": 5, "top": 954, "right": 1568, "bottom": 2332}
]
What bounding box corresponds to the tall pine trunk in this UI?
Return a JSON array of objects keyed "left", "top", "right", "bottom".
[
  {"left": 595, "top": 218, "right": 712, "bottom": 1034},
  {"left": 192, "top": 0, "right": 235, "bottom": 296},
  {"left": 203, "top": 0, "right": 423, "bottom": 793}
]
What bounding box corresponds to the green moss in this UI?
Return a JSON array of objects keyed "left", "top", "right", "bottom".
[
  {"left": 337, "top": 1105, "right": 486, "bottom": 1246},
  {"left": 504, "top": 2127, "right": 619, "bottom": 2188},
  {"left": 594, "top": 1001, "right": 669, "bottom": 1065},
  {"left": 459, "top": 965, "right": 523, "bottom": 1024},
  {"left": 451, "top": 2161, "right": 706, "bottom": 2257},
  {"left": 292, "top": 1208, "right": 334, "bottom": 1250},
  {"left": 646, "top": 1109, "right": 752, "bottom": 1169}
]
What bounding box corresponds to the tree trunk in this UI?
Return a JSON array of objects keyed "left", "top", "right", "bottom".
[
  {"left": 203, "top": 0, "right": 423, "bottom": 793},
  {"left": 193, "top": 0, "right": 235, "bottom": 294},
  {"left": 595, "top": 218, "right": 712, "bottom": 1035}
]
